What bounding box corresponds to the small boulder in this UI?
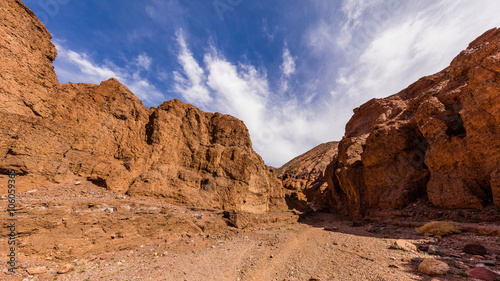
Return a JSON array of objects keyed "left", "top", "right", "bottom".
[
  {"left": 463, "top": 244, "right": 487, "bottom": 256},
  {"left": 27, "top": 267, "right": 46, "bottom": 274},
  {"left": 389, "top": 239, "right": 417, "bottom": 252},
  {"left": 365, "top": 225, "right": 377, "bottom": 233},
  {"left": 418, "top": 258, "right": 450, "bottom": 275},
  {"left": 428, "top": 245, "right": 442, "bottom": 255},
  {"left": 478, "top": 260, "right": 497, "bottom": 266},
  {"left": 419, "top": 244, "right": 430, "bottom": 251},
  {"left": 57, "top": 264, "right": 75, "bottom": 274},
  {"left": 466, "top": 267, "right": 500, "bottom": 281}
]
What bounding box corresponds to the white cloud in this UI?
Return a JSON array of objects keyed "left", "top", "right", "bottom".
[
  {"left": 171, "top": 34, "right": 340, "bottom": 166},
  {"left": 299, "top": 0, "right": 500, "bottom": 151},
  {"left": 280, "top": 46, "right": 296, "bottom": 77},
  {"left": 52, "top": 0, "right": 500, "bottom": 167},
  {"left": 137, "top": 53, "right": 152, "bottom": 70},
  {"left": 53, "top": 42, "right": 164, "bottom": 105},
  {"left": 172, "top": 31, "right": 212, "bottom": 105},
  {"left": 335, "top": 0, "right": 500, "bottom": 106},
  {"left": 204, "top": 53, "right": 269, "bottom": 131}
]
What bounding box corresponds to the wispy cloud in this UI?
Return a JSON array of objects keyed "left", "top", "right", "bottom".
[
  {"left": 279, "top": 45, "right": 296, "bottom": 93},
  {"left": 173, "top": 31, "right": 212, "bottom": 105},
  {"left": 171, "top": 34, "right": 338, "bottom": 165},
  {"left": 334, "top": 0, "right": 500, "bottom": 104},
  {"left": 53, "top": 42, "right": 164, "bottom": 105},
  {"left": 49, "top": 0, "right": 500, "bottom": 167},
  {"left": 204, "top": 52, "right": 269, "bottom": 131},
  {"left": 280, "top": 46, "right": 296, "bottom": 77},
  {"left": 136, "top": 53, "right": 152, "bottom": 70}
]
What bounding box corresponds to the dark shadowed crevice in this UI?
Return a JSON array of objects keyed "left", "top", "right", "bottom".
[
  {"left": 145, "top": 112, "right": 156, "bottom": 145},
  {"left": 445, "top": 115, "right": 466, "bottom": 137},
  {"left": 88, "top": 177, "right": 108, "bottom": 189},
  {"left": 0, "top": 167, "right": 27, "bottom": 176}
]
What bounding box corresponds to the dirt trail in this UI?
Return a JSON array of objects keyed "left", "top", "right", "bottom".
[
  {"left": 243, "top": 219, "right": 419, "bottom": 281},
  {"left": 1, "top": 181, "right": 499, "bottom": 281}
]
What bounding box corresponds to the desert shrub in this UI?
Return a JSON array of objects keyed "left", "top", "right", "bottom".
[{"left": 416, "top": 221, "right": 461, "bottom": 238}]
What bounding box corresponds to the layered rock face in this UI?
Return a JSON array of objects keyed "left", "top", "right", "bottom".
[
  {"left": 0, "top": 0, "right": 284, "bottom": 213},
  {"left": 327, "top": 28, "right": 500, "bottom": 218},
  {"left": 276, "top": 141, "right": 338, "bottom": 190},
  {"left": 276, "top": 142, "right": 339, "bottom": 211}
]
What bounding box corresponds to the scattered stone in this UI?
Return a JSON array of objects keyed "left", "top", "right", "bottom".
[
  {"left": 365, "top": 225, "right": 376, "bottom": 233},
  {"left": 454, "top": 261, "right": 469, "bottom": 270},
  {"left": 324, "top": 226, "right": 338, "bottom": 231},
  {"left": 389, "top": 239, "right": 417, "bottom": 252},
  {"left": 418, "top": 258, "right": 450, "bottom": 275},
  {"left": 463, "top": 244, "right": 487, "bottom": 256},
  {"left": 309, "top": 275, "right": 320, "bottom": 281},
  {"left": 466, "top": 267, "right": 500, "bottom": 281},
  {"left": 57, "top": 264, "right": 75, "bottom": 274},
  {"left": 419, "top": 244, "right": 430, "bottom": 251},
  {"left": 402, "top": 257, "right": 412, "bottom": 262},
  {"left": 478, "top": 260, "right": 497, "bottom": 266},
  {"left": 75, "top": 181, "right": 81, "bottom": 185},
  {"left": 428, "top": 245, "right": 442, "bottom": 255},
  {"left": 27, "top": 267, "right": 46, "bottom": 274}
]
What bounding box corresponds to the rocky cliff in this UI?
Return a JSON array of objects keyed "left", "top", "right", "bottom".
[
  {"left": 0, "top": 0, "right": 285, "bottom": 213},
  {"left": 275, "top": 142, "right": 338, "bottom": 211},
  {"left": 276, "top": 141, "right": 338, "bottom": 190},
  {"left": 326, "top": 28, "right": 500, "bottom": 218}
]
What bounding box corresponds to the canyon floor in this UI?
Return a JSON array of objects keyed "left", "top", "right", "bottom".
[{"left": 1, "top": 179, "right": 499, "bottom": 281}]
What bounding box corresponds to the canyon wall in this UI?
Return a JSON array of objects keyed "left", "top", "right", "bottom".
[
  {"left": 327, "top": 28, "right": 500, "bottom": 218},
  {"left": 0, "top": 0, "right": 285, "bottom": 213}
]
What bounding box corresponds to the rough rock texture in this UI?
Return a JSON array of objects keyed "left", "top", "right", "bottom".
[
  {"left": 276, "top": 142, "right": 338, "bottom": 191},
  {"left": 275, "top": 142, "right": 339, "bottom": 211},
  {"left": 0, "top": 0, "right": 58, "bottom": 117},
  {"left": 418, "top": 258, "right": 450, "bottom": 276},
  {"left": 325, "top": 28, "right": 500, "bottom": 218},
  {"left": 0, "top": 0, "right": 285, "bottom": 213},
  {"left": 466, "top": 267, "right": 500, "bottom": 281}
]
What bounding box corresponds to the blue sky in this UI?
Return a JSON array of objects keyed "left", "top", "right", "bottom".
[{"left": 24, "top": 0, "right": 500, "bottom": 166}]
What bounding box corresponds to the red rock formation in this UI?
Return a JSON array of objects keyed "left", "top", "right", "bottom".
[
  {"left": 276, "top": 142, "right": 339, "bottom": 211},
  {"left": 276, "top": 141, "right": 338, "bottom": 190},
  {"left": 327, "top": 28, "right": 500, "bottom": 218},
  {"left": 0, "top": 0, "right": 285, "bottom": 213}
]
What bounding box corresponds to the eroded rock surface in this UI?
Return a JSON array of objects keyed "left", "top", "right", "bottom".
[
  {"left": 0, "top": 0, "right": 285, "bottom": 213},
  {"left": 276, "top": 142, "right": 338, "bottom": 190},
  {"left": 275, "top": 142, "right": 339, "bottom": 211},
  {"left": 326, "top": 28, "right": 500, "bottom": 218}
]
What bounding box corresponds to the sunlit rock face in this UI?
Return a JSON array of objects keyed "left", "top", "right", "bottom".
[
  {"left": 0, "top": 0, "right": 285, "bottom": 213},
  {"left": 326, "top": 28, "right": 500, "bottom": 218}
]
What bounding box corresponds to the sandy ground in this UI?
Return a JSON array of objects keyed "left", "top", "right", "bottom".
[{"left": 1, "top": 180, "right": 499, "bottom": 281}]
